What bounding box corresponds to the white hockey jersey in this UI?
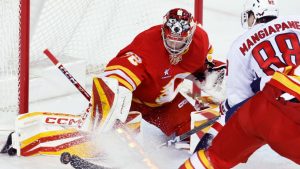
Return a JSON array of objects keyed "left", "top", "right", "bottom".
[{"left": 226, "top": 16, "right": 300, "bottom": 107}]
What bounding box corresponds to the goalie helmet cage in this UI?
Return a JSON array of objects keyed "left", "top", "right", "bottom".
[{"left": 0, "top": 0, "right": 203, "bottom": 122}]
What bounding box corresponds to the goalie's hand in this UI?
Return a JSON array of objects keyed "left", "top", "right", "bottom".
[{"left": 198, "top": 63, "right": 227, "bottom": 103}]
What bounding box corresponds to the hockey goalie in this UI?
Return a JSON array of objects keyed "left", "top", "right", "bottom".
[{"left": 1, "top": 8, "right": 227, "bottom": 160}]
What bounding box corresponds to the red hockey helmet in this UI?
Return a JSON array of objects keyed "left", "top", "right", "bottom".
[{"left": 162, "top": 8, "right": 196, "bottom": 62}]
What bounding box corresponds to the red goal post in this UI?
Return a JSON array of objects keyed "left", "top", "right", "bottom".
[
  {"left": 194, "top": 0, "right": 203, "bottom": 25},
  {"left": 0, "top": 0, "right": 30, "bottom": 116},
  {"left": 0, "top": 0, "right": 203, "bottom": 119},
  {"left": 19, "top": 0, "right": 30, "bottom": 115}
]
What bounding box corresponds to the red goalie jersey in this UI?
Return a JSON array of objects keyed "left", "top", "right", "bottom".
[
  {"left": 103, "top": 24, "right": 213, "bottom": 135},
  {"left": 105, "top": 25, "right": 210, "bottom": 105}
]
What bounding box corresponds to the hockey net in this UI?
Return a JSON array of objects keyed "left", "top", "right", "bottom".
[{"left": 0, "top": 0, "right": 200, "bottom": 130}]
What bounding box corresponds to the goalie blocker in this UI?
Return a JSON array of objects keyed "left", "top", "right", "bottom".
[{"left": 81, "top": 76, "right": 133, "bottom": 132}]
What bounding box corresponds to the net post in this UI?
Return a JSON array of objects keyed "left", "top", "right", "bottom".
[
  {"left": 194, "top": 0, "right": 203, "bottom": 25},
  {"left": 19, "top": 0, "right": 30, "bottom": 114}
]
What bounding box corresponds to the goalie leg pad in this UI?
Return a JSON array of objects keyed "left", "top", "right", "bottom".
[
  {"left": 12, "top": 112, "right": 97, "bottom": 157},
  {"left": 190, "top": 100, "right": 222, "bottom": 153}
]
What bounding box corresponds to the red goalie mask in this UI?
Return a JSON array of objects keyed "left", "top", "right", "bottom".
[{"left": 162, "top": 8, "right": 196, "bottom": 61}]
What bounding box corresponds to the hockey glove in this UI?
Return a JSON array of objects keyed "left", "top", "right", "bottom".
[
  {"left": 250, "top": 75, "right": 261, "bottom": 93},
  {"left": 197, "top": 62, "right": 227, "bottom": 103}
]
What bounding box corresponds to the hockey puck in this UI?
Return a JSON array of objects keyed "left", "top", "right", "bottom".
[
  {"left": 7, "top": 148, "right": 17, "bottom": 156},
  {"left": 60, "top": 152, "right": 71, "bottom": 164}
]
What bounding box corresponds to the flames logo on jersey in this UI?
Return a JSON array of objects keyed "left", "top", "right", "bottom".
[{"left": 156, "top": 72, "right": 190, "bottom": 104}]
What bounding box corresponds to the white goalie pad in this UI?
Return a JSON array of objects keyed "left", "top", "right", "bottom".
[
  {"left": 190, "top": 98, "right": 222, "bottom": 154},
  {"left": 10, "top": 110, "right": 140, "bottom": 157},
  {"left": 177, "top": 83, "right": 223, "bottom": 153},
  {"left": 12, "top": 112, "right": 96, "bottom": 157},
  {"left": 83, "top": 77, "right": 132, "bottom": 132}
]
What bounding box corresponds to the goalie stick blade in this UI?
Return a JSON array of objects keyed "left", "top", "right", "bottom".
[{"left": 60, "top": 152, "right": 117, "bottom": 169}]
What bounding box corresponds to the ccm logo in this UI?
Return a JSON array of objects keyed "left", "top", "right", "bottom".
[
  {"left": 45, "top": 117, "right": 80, "bottom": 126},
  {"left": 178, "top": 99, "right": 188, "bottom": 108}
]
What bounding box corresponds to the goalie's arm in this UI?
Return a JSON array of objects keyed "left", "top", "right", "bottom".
[{"left": 103, "top": 52, "right": 145, "bottom": 91}]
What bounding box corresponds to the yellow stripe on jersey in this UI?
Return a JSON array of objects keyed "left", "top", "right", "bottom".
[
  {"left": 183, "top": 159, "right": 195, "bottom": 169},
  {"left": 272, "top": 72, "right": 300, "bottom": 96},
  {"left": 143, "top": 102, "right": 162, "bottom": 107},
  {"left": 282, "top": 66, "right": 293, "bottom": 74},
  {"left": 108, "top": 75, "right": 134, "bottom": 91},
  {"left": 208, "top": 46, "right": 214, "bottom": 54},
  {"left": 132, "top": 97, "right": 162, "bottom": 107},
  {"left": 293, "top": 76, "right": 300, "bottom": 81},
  {"left": 198, "top": 150, "right": 214, "bottom": 169},
  {"left": 105, "top": 65, "right": 141, "bottom": 86}
]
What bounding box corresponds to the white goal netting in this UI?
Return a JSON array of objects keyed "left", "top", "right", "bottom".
[{"left": 0, "top": 0, "right": 194, "bottom": 129}]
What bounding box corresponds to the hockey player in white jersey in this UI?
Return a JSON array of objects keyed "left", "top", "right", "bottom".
[
  {"left": 180, "top": 0, "right": 300, "bottom": 168},
  {"left": 222, "top": 0, "right": 300, "bottom": 120}
]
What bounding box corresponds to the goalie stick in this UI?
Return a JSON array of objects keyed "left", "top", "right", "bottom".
[
  {"left": 44, "top": 49, "right": 91, "bottom": 100},
  {"left": 159, "top": 116, "right": 219, "bottom": 147},
  {"left": 44, "top": 49, "right": 91, "bottom": 128}
]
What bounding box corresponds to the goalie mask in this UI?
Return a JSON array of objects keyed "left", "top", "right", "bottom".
[
  {"left": 241, "top": 0, "right": 279, "bottom": 29},
  {"left": 162, "top": 8, "right": 196, "bottom": 64}
]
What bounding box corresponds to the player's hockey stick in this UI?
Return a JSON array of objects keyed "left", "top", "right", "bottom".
[
  {"left": 44, "top": 49, "right": 92, "bottom": 128},
  {"left": 61, "top": 152, "right": 116, "bottom": 169},
  {"left": 159, "top": 116, "right": 219, "bottom": 147}
]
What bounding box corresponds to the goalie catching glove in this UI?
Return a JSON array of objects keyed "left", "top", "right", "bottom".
[{"left": 193, "top": 57, "right": 227, "bottom": 103}]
